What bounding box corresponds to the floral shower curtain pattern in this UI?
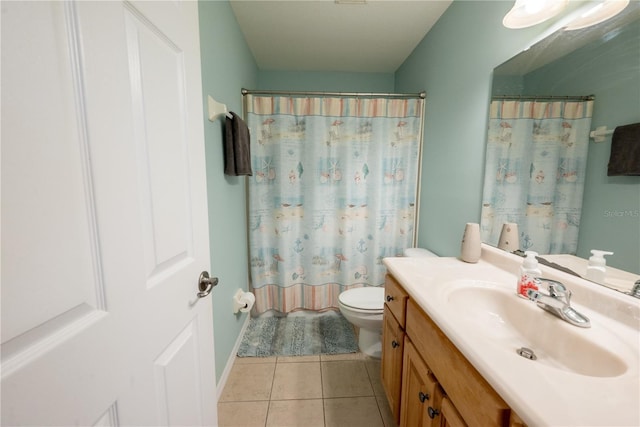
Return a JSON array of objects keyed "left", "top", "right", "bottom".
[
  {"left": 246, "top": 94, "right": 423, "bottom": 314},
  {"left": 481, "top": 99, "right": 594, "bottom": 254}
]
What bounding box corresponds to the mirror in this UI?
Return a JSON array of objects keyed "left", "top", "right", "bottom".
[{"left": 484, "top": 3, "right": 640, "bottom": 295}]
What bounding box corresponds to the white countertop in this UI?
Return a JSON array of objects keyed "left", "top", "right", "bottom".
[{"left": 383, "top": 245, "right": 640, "bottom": 427}]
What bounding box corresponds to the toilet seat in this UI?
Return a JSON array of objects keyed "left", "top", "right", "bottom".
[{"left": 338, "top": 287, "right": 384, "bottom": 312}]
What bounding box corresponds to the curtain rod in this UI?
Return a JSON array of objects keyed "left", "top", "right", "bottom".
[
  {"left": 493, "top": 94, "right": 595, "bottom": 101},
  {"left": 241, "top": 88, "right": 426, "bottom": 99}
]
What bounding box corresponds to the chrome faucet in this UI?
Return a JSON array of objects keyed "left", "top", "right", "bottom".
[
  {"left": 628, "top": 280, "right": 640, "bottom": 299},
  {"left": 526, "top": 279, "right": 591, "bottom": 328}
]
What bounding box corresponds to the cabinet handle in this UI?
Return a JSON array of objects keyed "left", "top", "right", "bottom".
[
  {"left": 418, "top": 391, "right": 430, "bottom": 403},
  {"left": 391, "top": 340, "right": 400, "bottom": 348},
  {"left": 386, "top": 295, "right": 394, "bottom": 302},
  {"left": 428, "top": 407, "right": 440, "bottom": 419}
]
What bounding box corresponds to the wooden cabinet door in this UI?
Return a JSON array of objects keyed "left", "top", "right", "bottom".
[
  {"left": 440, "top": 397, "right": 467, "bottom": 427},
  {"left": 509, "top": 411, "right": 527, "bottom": 427},
  {"left": 400, "top": 339, "right": 443, "bottom": 427},
  {"left": 381, "top": 306, "right": 405, "bottom": 423},
  {"left": 406, "top": 299, "right": 510, "bottom": 427}
]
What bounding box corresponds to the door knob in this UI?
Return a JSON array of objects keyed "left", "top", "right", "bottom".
[{"left": 197, "top": 271, "right": 218, "bottom": 298}]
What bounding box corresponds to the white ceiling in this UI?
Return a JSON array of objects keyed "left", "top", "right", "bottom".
[{"left": 229, "top": 0, "right": 453, "bottom": 73}]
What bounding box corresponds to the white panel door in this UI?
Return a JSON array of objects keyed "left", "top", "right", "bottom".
[{"left": 1, "top": 1, "right": 217, "bottom": 425}]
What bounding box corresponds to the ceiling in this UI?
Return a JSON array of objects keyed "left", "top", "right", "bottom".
[{"left": 229, "top": 0, "right": 453, "bottom": 73}]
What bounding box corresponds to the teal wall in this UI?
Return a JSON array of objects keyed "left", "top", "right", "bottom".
[
  {"left": 198, "top": 0, "right": 258, "bottom": 383},
  {"left": 523, "top": 22, "right": 640, "bottom": 273},
  {"left": 395, "top": 1, "right": 553, "bottom": 257},
  {"left": 258, "top": 70, "right": 394, "bottom": 92}
]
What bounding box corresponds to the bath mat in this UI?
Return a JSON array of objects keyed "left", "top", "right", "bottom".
[{"left": 237, "top": 311, "right": 359, "bottom": 357}]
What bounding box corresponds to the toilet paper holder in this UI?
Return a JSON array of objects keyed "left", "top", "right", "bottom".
[{"left": 233, "top": 289, "right": 255, "bottom": 314}]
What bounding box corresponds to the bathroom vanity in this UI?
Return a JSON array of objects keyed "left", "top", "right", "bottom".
[
  {"left": 382, "top": 245, "right": 640, "bottom": 427},
  {"left": 382, "top": 273, "right": 521, "bottom": 427}
]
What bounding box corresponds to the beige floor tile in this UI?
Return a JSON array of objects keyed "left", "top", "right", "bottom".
[
  {"left": 320, "top": 352, "right": 364, "bottom": 362},
  {"left": 376, "top": 394, "right": 398, "bottom": 427},
  {"left": 365, "top": 358, "right": 385, "bottom": 396},
  {"left": 217, "top": 401, "right": 269, "bottom": 427},
  {"left": 271, "top": 362, "right": 322, "bottom": 400},
  {"left": 321, "top": 360, "right": 374, "bottom": 398},
  {"left": 277, "top": 355, "right": 320, "bottom": 363},
  {"left": 324, "top": 397, "right": 384, "bottom": 427},
  {"left": 219, "top": 362, "right": 275, "bottom": 402},
  {"left": 235, "top": 356, "right": 277, "bottom": 365},
  {"left": 266, "top": 399, "right": 324, "bottom": 427}
]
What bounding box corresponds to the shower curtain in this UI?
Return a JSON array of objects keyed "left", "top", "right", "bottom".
[
  {"left": 245, "top": 94, "right": 423, "bottom": 314},
  {"left": 481, "top": 99, "right": 594, "bottom": 254}
]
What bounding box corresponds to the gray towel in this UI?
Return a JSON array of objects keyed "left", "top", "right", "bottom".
[
  {"left": 608, "top": 122, "right": 640, "bottom": 176},
  {"left": 224, "top": 112, "right": 253, "bottom": 176}
]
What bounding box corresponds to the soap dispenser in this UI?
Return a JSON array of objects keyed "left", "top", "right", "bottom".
[
  {"left": 517, "top": 251, "right": 541, "bottom": 299},
  {"left": 586, "top": 250, "right": 613, "bottom": 284}
]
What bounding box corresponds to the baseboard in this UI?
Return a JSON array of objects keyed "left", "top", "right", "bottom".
[{"left": 216, "top": 313, "right": 251, "bottom": 402}]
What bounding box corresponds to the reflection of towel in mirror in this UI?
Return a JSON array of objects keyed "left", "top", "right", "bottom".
[
  {"left": 608, "top": 122, "right": 640, "bottom": 176},
  {"left": 224, "top": 112, "right": 253, "bottom": 176}
]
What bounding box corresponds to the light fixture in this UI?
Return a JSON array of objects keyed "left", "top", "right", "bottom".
[
  {"left": 503, "top": 0, "right": 569, "bottom": 29},
  {"left": 564, "top": 0, "right": 630, "bottom": 30}
]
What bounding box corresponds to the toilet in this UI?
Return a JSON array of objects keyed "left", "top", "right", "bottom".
[
  {"left": 338, "top": 247, "right": 438, "bottom": 358},
  {"left": 338, "top": 286, "right": 385, "bottom": 358}
]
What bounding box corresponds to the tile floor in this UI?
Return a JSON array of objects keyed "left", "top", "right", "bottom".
[{"left": 218, "top": 352, "right": 397, "bottom": 427}]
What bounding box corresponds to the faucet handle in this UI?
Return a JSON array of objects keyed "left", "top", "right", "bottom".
[
  {"left": 538, "top": 278, "right": 565, "bottom": 293},
  {"left": 629, "top": 280, "right": 640, "bottom": 298},
  {"left": 539, "top": 279, "right": 571, "bottom": 303},
  {"left": 548, "top": 282, "right": 565, "bottom": 296},
  {"left": 560, "top": 288, "right": 572, "bottom": 304}
]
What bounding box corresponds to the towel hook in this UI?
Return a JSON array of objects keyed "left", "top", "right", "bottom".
[
  {"left": 589, "top": 125, "right": 613, "bottom": 143},
  {"left": 208, "top": 95, "right": 232, "bottom": 121}
]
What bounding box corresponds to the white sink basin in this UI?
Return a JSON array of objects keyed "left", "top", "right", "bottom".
[{"left": 440, "top": 280, "right": 628, "bottom": 378}]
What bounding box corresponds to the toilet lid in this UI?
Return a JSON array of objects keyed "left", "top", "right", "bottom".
[{"left": 339, "top": 287, "right": 384, "bottom": 311}]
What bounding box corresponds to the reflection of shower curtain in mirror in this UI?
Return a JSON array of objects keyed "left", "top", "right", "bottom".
[
  {"left": 481, "top": 99, "right": 594, "bottom": 254},
  {"left": 246, "top": 94, "right": 423, "bottom": 314}
]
